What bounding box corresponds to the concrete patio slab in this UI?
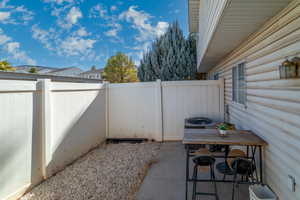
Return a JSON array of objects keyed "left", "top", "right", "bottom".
[{"left": 137, "top": 142, "right": 249, "bottom": 200}]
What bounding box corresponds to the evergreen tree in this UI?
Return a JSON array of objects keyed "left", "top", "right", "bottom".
[{"left": 138, "top": 21, "right": 197, "bottom": 81}]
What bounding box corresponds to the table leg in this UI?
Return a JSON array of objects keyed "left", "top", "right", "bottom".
[
  {"left": 259, "top": 146, "right": 263, "bottom": 183},
  {"left": 186, "top": 145, "right": 190, "bottom": 200},
  {"left": 251, "top": 146, "right": 258, "bottom": 181}
]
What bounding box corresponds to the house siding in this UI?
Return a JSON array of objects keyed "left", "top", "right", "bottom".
[{"left": 209, "top": 1, "right": 300, "bottom": 199}]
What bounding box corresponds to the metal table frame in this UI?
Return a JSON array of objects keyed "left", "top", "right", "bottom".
[{"left": 185, "top": 144, "right": 264, "bottom": 200}]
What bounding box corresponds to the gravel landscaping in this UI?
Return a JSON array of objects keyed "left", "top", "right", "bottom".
[{"left": 21, "top": 142, "right": 160, "bottom": 200}]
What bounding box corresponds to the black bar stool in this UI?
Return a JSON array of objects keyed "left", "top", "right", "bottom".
[
  {"left": 216, "top": 149, "right": 246, "bottom": 181},
  {"left": 192, "top": 156, "right": 219, "bottom": 200},
  {"left": 231, "top": 158, "right": 256, "bottom": 200}
]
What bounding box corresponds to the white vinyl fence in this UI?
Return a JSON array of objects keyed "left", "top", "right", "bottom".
[
  {"left": 108, "top": 81, "right": 163, "bottom": 141},
  {"left": 162, "top": 80, "right": 224, "bottom": 140},
  {"left": 0, "top": 80, "right": 39, "bottom": 200},
  {"left": 108, "top": 79, "right": 224, "bottom": 141},
  {"left": 0, "top": 80, "right": 106, "bottom": 200},
  {"left": 46, "top": 81, "right": 106, "bottom": 175},
  {"left": 0, "top": 78, "right": 224, "bottom": 200}
]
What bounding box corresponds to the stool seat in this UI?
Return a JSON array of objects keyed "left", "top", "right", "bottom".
[
  {"left": 231, "top": 158, "right": 256, "bottom": 175},
  {"left": 216, "top": 162, "right": 234, "bottom": 175},
  {"left": 193, "top": 156, "right": 215, "bottom": 166}
]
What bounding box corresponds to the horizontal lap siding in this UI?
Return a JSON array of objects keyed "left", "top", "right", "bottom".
[{"left": 209, "top": 1, "right": 300, "bottom": 199}]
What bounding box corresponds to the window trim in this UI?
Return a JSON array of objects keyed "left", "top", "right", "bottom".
[{"left": 232, "top": 62, "right": 247, "bottom": 108}]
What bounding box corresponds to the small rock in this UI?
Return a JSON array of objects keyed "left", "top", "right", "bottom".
[{"left": 21, "top": 143, "right": 160, "bottom": 200}]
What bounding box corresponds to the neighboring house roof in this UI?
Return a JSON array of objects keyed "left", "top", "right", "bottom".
[
  {"left": 79, "top": 69, "right": 104, "bottom": 75},
  {"left": 189, "top": 0, "right": 293, "bottom": 72},
  {"left": 47, "top": 67, "right": 83, "bottom": 76},
  {"left": 0, "top": 71, "right": 102, "bottom": 83},
  {"left": 15, "top": 65, "right": 59, "bottom": 73},
  {"left": 15, "top": 65, "right": 83, "bottom": 77},
  {"left": 49, "top": 67, "right": 82, "bottom": 73}
]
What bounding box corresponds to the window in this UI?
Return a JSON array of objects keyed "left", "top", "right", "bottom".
[
  {"left": 232, "top": 63, "right": 246, "bottom": 105},
  {"left": 214, "top": 72, "right": 219, "bottom": 80}
]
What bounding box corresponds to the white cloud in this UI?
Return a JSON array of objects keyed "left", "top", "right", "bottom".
[
  {"left": 32, "top": 25, "right": 97, "bottom": 60},
  {"left": 119, "top": 6, "right": 169, "bottom": 42},
  {"left": 0, "top": 12, "right": 10, "bottom": 21},
  {"left": 90, "top": 4, "right": 107, "bottom": 18},
  {"left": 0, "top": 33, "right": 10, "bottom": 44},
  {"left": 105, "top": 23, "right": 122, "bottom": 38},
  {"left": 76, "top": 27, "right": 89, "bottom": 36},
  {"left": 105, "top": 29, "right": 118, "bottom": 37},
  {"left": 119, "top": 6, "right": 169, "bottom": 64},
  {"left": 0, "top": 2, "right": 34, "bottom": 24},
  {"left": 43, "top": 0, "right": 74, "bottom": 4},
  {"left": 0, "top": 28, "right": 11, "bottom": 44},
  {"left": 110, "top": 5, "right": 117, "bottom": 11},
  {"left": 65, "top": 7, "right": 82, "bottom": 27},
  {"left": 31, "top": 25, "right": 54, "bottom": 50},
  {"left": 119, "top": 6, "right": 152, "bottom": 41},
  {"left": 6, "top": 41, "right": 19, "bottom": 52},
  {"left": 5, "top": 42, "right": 36, "bottom": 65},
  {"left": 54, "top": 6, "right": 82, "bottom": 29},
  {"left": 156, "top": 22, "right": 169, "bottom": 37},
  {"left": 90, "top": 4, "right": 122, "bottom": 39},
  {"left": 59, "top": 36, "right": 96, "bottom": 56},
  {"left": 0, "top": 28, "right": 36, "bottom": 64},
  {"left": 15, "top": 6, "right": 34, "bottom": 22}
]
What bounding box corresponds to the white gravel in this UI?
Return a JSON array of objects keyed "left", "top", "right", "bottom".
[{"left": 21, "top": 142, "right": 160, "bottom": 200}]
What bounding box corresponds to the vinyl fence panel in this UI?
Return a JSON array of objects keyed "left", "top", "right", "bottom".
[
  {"left": 108, "top": 79, "right": 224, "bottom": 141},
  {"left": 0, "top": 80, "right": 107, "bottom": 200},
  {"left": 47, "top": 82, "right": 107, "bottom": 175},
  {"left": 0, "top": 80, "right": 42, "bottom": 200},
  {"left": 108, "top": 81, "right": 162, "bottom": 141},
  {"left": 162, "top": 80, "right": 224, "bottom": 140}
]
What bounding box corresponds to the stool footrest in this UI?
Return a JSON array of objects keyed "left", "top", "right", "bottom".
[{"left": 195, "top": 192, "right": 218, "bottom": 196}]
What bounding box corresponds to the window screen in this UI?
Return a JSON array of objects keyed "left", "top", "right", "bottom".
[
  {"left": 232, "top": 63, "right": 246, "bottom": 105},
  {"left": 214, "top": 72, "right": 219, "bottom": 80}
]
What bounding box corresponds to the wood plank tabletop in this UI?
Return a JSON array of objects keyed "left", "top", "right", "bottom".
[{"left": 183, "top": 129, "right": 268, "bottom": 146}]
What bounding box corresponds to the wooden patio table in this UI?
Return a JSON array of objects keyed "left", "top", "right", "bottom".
[{"left": 183, "top": 128, "right": 268, "bottom": 200}]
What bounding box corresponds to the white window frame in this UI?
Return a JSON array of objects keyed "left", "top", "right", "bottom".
[{"left": 232, "top": 62, "right": 246, "bottom": 106}]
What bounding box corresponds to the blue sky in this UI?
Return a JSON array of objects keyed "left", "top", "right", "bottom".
[{"left": 0, "top": 0, "right": 188, "bottom": 70}]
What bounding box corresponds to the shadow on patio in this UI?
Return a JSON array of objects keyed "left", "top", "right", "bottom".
[{"left": 137, "top": 142, "right": 249, "bottom": 200}]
